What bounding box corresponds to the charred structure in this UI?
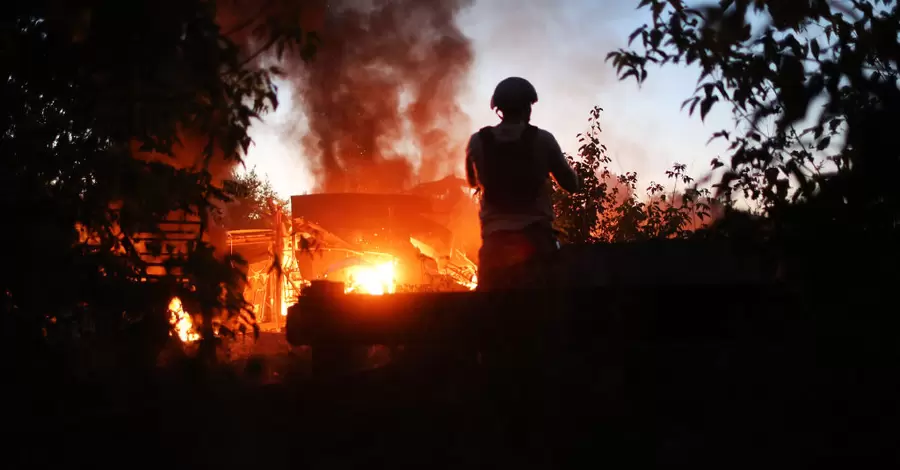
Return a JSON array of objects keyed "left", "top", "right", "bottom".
[
  {"left": 290, "top": 176, "right": 480, "bottom": 293},
  {"left": 212, "top": 177, "right": 479, "bottom": 332}
]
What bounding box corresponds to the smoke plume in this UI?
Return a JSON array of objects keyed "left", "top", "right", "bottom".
[{"left": 284, "top": 0, "right": 475, "bottom": 193}]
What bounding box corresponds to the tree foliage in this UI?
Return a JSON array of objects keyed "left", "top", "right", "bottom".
[
  {"left": 220, "top": 167, "right": 289, "bottom": 230},
  {"left": 553, "top": 106, "right": 716, "bottom": 244},
  {"left": 0, "top": 0, "right": 315, "bottom": 363},
  {"left": 607, "top": 0, "right": 900, "bottom": 282}
]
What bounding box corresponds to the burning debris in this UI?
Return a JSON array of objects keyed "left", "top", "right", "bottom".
[
  {"left": 168, "top": 297, "right": 199, "bottom": 343},
  {"left": 343, "top": 260, "right": 398, "bottom": 295},
  {"left": 216, "top": 177, "right": 479, "bottom": 330},
  {"left": 289, "top": 184, "right": 479, "bottom": 291}
]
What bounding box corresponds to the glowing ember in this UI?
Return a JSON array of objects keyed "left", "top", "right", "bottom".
[
  {"left": 168, "top": 297, "right": 199, "bottom": 343},
  {"left": 345, "top": 260, "right": 397, "bottom": 295}
]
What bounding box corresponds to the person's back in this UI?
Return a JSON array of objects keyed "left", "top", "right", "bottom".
[{"left": 466, "top": 77, "right": 580, "bottom": 290}]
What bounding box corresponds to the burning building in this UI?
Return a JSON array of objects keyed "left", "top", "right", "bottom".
[
  {"left": 215, "top": 176, "right": 480, "bottom": 333},
  {"left": 291, "top": 177, "right": 479, "bottom": 288},
  {"left": 162, "top": 0, "right": 481, "bottom": 338}
]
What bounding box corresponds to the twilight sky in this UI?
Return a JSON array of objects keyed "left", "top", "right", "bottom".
[{"left": 242, "top": 0, "right": 734, "bottom": 198}]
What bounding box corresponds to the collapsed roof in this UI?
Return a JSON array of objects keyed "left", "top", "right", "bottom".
[{"left": 290, "top": 176, "right": 480, "bottom": 262}]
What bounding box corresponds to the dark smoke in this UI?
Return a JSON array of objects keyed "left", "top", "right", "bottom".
[{"left": 285, "top": 0, "right": 475, "bottom": 193}]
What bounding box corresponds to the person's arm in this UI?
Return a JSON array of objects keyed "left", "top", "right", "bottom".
[
  {"left": 545, "top": 132, "right": 580, "bottom": 193},
  {"left": 465, "top": 134, "right": 479, "bottom": 188}
]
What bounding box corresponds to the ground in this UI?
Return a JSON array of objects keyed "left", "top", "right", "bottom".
[{"left": 6, "top": 284, "right": 899, "bottom": 469}]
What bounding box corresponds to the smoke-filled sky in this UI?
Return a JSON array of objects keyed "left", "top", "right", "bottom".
[{"left": 243, "top": 0, "right": 733, "bottom": 197}]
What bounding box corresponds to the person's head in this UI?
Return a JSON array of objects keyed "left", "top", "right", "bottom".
[{"left": 490, "top": 77, "right": 538, "bottom": 123}]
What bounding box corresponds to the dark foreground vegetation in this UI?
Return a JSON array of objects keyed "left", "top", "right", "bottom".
[
  {"left": 8, "top": 283, "right": 899, "bottom": 468},
  {"left": 3, "top": 0, "right": 900, "bottom": 468}
]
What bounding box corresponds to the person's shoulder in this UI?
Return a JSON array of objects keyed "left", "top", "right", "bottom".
[
  {"left": 467, "top": 129, "right": 486, "bottom": 153},
  {"left": 470, "top": 126, "right": 489, "bottom": 138},
  {"left": 468, "top": 126, "right": 494, "bottom": 144},
  {"left": 529, "top": 126, "right": 559, "bottom": 145},
  {"left": 531, "top": 124, "right": 555, "bottom": 139}
]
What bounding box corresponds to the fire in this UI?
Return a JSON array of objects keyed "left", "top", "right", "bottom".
[
  {"left": 168, "top": 297, "right": 199, "bottom": 343},
  {"left": 344, "top": 260, "right": 397, "bottom": 295}
]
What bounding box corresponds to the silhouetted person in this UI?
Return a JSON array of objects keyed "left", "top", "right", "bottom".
[{"left": 466, "top": 77, "right": 580, "bottom": 290}]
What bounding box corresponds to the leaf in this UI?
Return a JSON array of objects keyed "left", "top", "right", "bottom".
[
  {"left": 700, "top": 96, "right": 719, "bottom": 121},
  {"left": 810, "top": 39, "right": 820, "bottom": 59},
  {"left": 628, "top": 27, "right": 645, "bottom": 46},
  {"left": 650, "top": 29, "right": 663, "bottom": 49},
  {"left": 689, "top": 97, "right": 701, "bottom": 115},
  {"left": 813, "top": 125, "right": 824, "bottom": 139},
  {"left": 816, "top": 136, "right": 831, "bottom": 151},
  {"left": 707, "top": 130, "right": 730, "bottom": 144},
  {"left": 829, "top": 118, "right": 842, "bottom": 132},
  {"left": 681, "top": 96, "right": 699, "bottom": 111}
]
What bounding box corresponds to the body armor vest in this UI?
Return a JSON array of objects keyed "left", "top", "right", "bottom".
[{"left": 477, "top": 125, "right": 545, "bottom": 214}]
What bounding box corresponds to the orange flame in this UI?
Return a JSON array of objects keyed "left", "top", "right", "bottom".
[
  {"left": 344, "top": 260, "right": 397, "bottom": 295},
  {"left": 168, "top": 297, "right": 199, "bottom": 343}
]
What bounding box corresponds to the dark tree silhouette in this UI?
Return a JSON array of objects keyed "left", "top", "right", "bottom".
[
  {"left": 607, "top": 0, "right": 900, "bottom": 283},
  {"left": 219, "top": 167, "right": 289, "bottom": 230},
  {"left": 0, "top": 0, "right": 316, "bottom": 364},
  {"left": 552, "top": 106, "right": 716, "bottom": 243}
]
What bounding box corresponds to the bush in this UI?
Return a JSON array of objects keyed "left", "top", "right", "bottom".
[{"left": 553, "top": 106, "right": 718, "bottom": 244}]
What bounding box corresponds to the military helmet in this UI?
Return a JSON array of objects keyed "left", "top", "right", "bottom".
[{"left": 490, "top": 77, "right": 538, "bottom": 112}]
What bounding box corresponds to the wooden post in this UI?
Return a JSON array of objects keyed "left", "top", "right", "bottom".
[{"left": 271, "top": 199, "right": 284, "bottom": 331}]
